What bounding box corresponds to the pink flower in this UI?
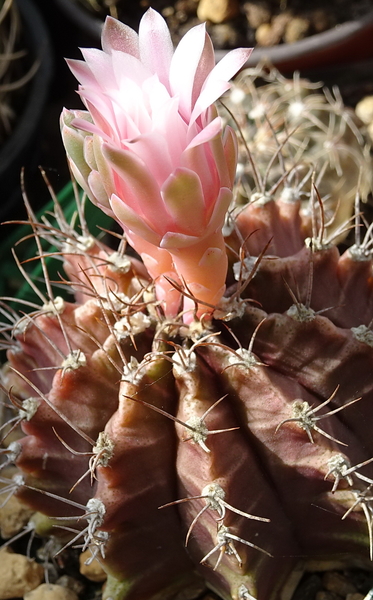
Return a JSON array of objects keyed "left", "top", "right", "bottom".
[{"left": 61, "top": 8, "right": 252, "bottom": 321}]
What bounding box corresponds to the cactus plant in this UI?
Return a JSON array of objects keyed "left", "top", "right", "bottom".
[{"left": 1, "top": 8, "right": 373, "bottom": 600}]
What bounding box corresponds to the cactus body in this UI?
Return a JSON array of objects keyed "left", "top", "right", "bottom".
[{"left": 1, "top": 66, "right": 373, "bottom": 600}]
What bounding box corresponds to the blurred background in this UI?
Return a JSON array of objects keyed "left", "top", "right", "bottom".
[{"left": 2, "top": 0, "right": 373, "bottom": 226}]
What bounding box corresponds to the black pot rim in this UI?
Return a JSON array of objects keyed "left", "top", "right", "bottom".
[{"left": 0, "top": 0, "right": 53, "bottom": 219}]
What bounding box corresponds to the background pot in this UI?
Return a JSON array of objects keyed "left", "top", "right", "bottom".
[
  {"left": 0, "top": 0, "right": 53, "bottom": 222},
  {"left": 229, "top": 9, "right": 373, "bottom": 72},
  {"left": 53, "top": 0, "right": 373, "bottom": 73}
]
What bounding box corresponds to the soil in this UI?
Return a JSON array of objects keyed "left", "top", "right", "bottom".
[{"left": 76, "top": 0, "right": 373, "bottom": 48}]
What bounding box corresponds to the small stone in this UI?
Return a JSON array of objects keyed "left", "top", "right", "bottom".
[
  {"left": 197, "top": 0, "right": 240, "bottom": 23},
  {"left": 79, "top": 549, "right": 107, "bottom": 583},
  {"left": 322, "top": 571, "right": 357, "bottom": 596},
  {"left": 243, "top": 1, "right": 271, "bottom": 28},
  {"left": 255, "top": 23, "right": 276, "bottom": 46},
  {"left": 356, "top": 96, "right": 373, "bottom": 125},
  {"left": 284, "top": 16, "right": 311, "bottom": 43},
  {"left": 0, "top": 494, "right": 34, "bottom": 539},
  {"left": 24, "top": 583, "right": 79, "bottom": 600},
  {"left": 346, "top": 594, "right": 364, "bottom": 600},
  {"left": 0, "top": 547, "right": 43, "bottom": 599}
]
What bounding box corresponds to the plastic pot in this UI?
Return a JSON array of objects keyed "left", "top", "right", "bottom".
[
  {"left": 53, "top": 0, "right": 373, "bottom": 73},
  {"left": 0, "top": 0, "right": 53, "bottom": 222}
]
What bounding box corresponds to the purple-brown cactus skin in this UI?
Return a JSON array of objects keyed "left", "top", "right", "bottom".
[{"left": 2, "top": 71, "right": 373, "bottom": 600}]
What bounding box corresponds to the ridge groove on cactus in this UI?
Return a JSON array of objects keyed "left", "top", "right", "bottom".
[{"left": 1, "top": 8, "right": 373, "bottom": 600}]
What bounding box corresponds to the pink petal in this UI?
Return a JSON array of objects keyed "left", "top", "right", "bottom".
[
  {"left": 124, "top": 131, "right": 173, "bottom": 187},
  {"left": 101, "top": 16, "right": 140, "bottom": 58},
  {"left": 72, "top": 117, "right": 111, "bottom": 142},
  {"left": 191, "top": 32, "right": 215, "bottom": 109},
  {"left": 186, "top": 116, "right": 222, "bottom": 150},
  {"left": 149, "top": 94, "right": 188, "bottom": 168},
  {"left": 66, "top": 59, "right": 96, "bottom": 88},
  {"left": 169, "top": 23, "right": 207, "bottom": 120},
  {"left": 111, "top": 50, "right": 151, "bottom": 88},
  {"left": 207, "top": 125, "right": 233, "bottom": 189},
  {"left": 77, "top": 92, "right": 119, "bottom": 140},
  {"left": 207, "top": 47, "right": 253, "bottom": 86},
  {"left": 161, "top": 167, "right": 206, "bottom": 234},
  {"left": 191, "top": 79, "right": 231, "bottom": 123},
  {"left": 110, "top": 194, "right": 161, "bottom": 246},
  {"left": 181, "top": 143, "right": 220, "bottom": 211},
  {"left": 206, "top": 187, "right": 232, "bottom": 233},
  {"left": 138, "top": 8, "right": 174, "bottom": 89},
  {"left": 160, "top": 231, "right": 200, "bottom": 249},
  {"left": 223, "top": 126, "right": 238, "bottom": 188},
  {"left": 80, "top": 48, "right": 116, "bottom": 90},
  {"left": 102, "top": 143, "right": 168, "bottom": 228},
  {"left": 191, "top": 47, "right": 253, "bottom": 121},
  {"left": 109, "top": 80, "right": 151, "bottom": 137}
]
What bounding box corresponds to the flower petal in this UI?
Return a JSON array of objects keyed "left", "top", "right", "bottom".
[
  {"left": 169, "top": 22, "right": 207, "bottom": 120},
  {"left": 191, "top": 33, "right": 215, "bottom": 109},
  {"left": 80, "top": 48, "right": 116, "bottom": 90},
  {"left": 206, "top": 47, "right": 253, "bottom": 88},
  {"left": 61, "top": 125, "right": 91, "bottom": 181},
  {"left": 111, "top": 50, "right": 151, "bottom": 88},
  {"left": 138, "top": 8, "right": 174, "bottom": 88},
  {"left": 65, "top": 58, "right": 96, "bottom": 88},
  {"left": 102, "top": 143, "right": 168, "bottom": 227},
  {"left": 223, "top": 125, "right": 238, "bottom": 188},
  {"left": 101, "top": 16, "right": 140, "bottom": 58},
  {"left": 110, "top": 194, "right": 161, "bottom": 246},
  {"left": 160, "top": 231, "right": 200, "bottom": 249},
  {"left": 125, "top": 131, "right": 173, "bottom": 187},
  {"left": 186, "top": 116, "right": 222, "bottom": 149},
  {"left": 87, "top": 170, "right": 112, "bottom": 212},
  {"left": 191, "top": 47, "right": 253, "bottom": 121},
  {"left": 206, "top": 186, "right": 233, "bottom": 233},
  {"left": 161, "top": 167, "right": 206, "bottom": 234}
]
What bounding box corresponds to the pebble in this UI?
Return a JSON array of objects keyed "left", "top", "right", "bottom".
[
  {"left": 255, "top": 13, "right": 291, "bottom": 47},
  {"left": 346, "top": 594, "right": 365, "bottom": 600},
  {"left": 243, "top": 1, "right": 271, "bottom": 28},
  {"left": 322, "top": 571, "right": 358, "bottom": 596},
  {"left": 284, "top": 16, "right": 311, "bottom": 43},
  {"left": 0, "top": 547, "right": 43, "bottom": 600},
  {"left": 255, "top": 22, "right": 278, "bottom": 46},
  {"left": 0, "top": 494, "right": 34, "bottom": 539},
  {"left": 79, "top": 549, "right": 107, "bottom": 582},
  {"left": 197, "top": 0, "right": 240, "bottom": 23},
  {"left": 355, "top": 95, "right": 373, "bottom": 125},
  {"left": 23, "top": 583, "right": 79, "bottom": 600}
]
